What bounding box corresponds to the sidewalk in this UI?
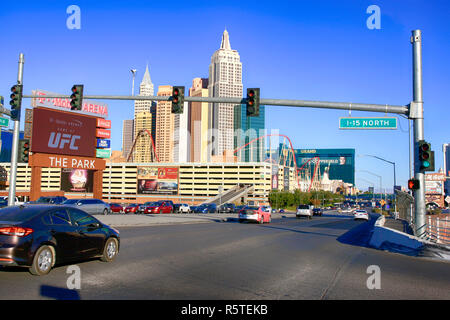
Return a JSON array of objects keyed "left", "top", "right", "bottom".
[{"left": 383, "top": 217, "right": 414, "bottom": 236}]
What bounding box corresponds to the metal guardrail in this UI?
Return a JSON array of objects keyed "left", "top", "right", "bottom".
[{"left": 423, "top": 216, "right": 450, "bottom": 245}]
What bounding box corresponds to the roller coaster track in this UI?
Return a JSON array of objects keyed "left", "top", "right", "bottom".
[
  {"left": 127, "top": 129, "right": 159, "bottom": 162},
  {"left": 232, "top": 133, "right": 320, "bottom": 192}
]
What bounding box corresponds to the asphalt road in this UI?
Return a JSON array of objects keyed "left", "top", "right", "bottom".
[{"left": 0, "top": 212, "right": 449, "bottom": 300}]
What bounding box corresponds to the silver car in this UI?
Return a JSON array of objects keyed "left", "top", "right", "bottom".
[{"left": 62, "top": 198, "right": 111, "bottom": 215}]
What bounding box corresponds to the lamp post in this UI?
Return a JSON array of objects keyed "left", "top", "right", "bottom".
[
  {"left": 358, "top": 154, "right": 396, "bottom": 210},
  {"left": 130, "top": 69, "right": 137, "bottom": 96},
  {"left": 358, "top": 170, "right": 383, "bottom": 203}
]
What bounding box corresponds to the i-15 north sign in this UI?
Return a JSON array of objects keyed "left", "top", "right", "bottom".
[{"left": 339, "top": 117, "right": 397, "bottom": 130}]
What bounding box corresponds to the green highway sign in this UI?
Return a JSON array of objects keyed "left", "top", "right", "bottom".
[
  {"left": 339, "top": 117, "right": 397, "bottom": 130},
  {"left": 0, "top": 117, "right": 9, "bottom": 127}
]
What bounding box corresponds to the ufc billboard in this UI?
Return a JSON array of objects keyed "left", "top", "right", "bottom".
[{"left": 31, "top": 108, "right": 97, "bottom": 157}]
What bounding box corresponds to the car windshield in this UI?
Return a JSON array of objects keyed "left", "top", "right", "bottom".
[
  {"left": 246, "top": 206, "right": 259, "bottom": 210},
  {"left": 128, "top": 204, "right": 138, "bottom": 207},
  {"left": 62, "top": 199, "right": 78, "bottom": 204},
  {"left": 298, "top": 205, "right": 310, "bottom": 209},
  {"left": 0, "top": 206, "right": 47, "bottom": 222}
]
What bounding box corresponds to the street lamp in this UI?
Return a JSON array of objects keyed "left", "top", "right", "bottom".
[
  {"left": 358, "top": 178, "right": 376, "bottom": 202},
  {"left": 358, "top": 154, "right": 397, "bottom": 211},
  {"left": 130, "top": 69, "right": 137, "bottom": 96},
  {"left": 358, "top": 170, "right": 383, "bottom": 202}
]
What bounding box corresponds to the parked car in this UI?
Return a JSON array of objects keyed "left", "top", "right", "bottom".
[
  {"left": 173, "top": 203, "right": 182, "bottom": 213},
  {"left": 177, "top": 203, "right": 190, "bottom": 213},
  {"left": 138, "top": 202, "right": 155, "bottom": 214},
  {"left": 0, "top": 198, "right": 7, "bottom": 208},
  {"left": 124, "top": 203, "right": 139, "bottom": 214},
  {"left": 312, "top": 208, "right": 323, "bottom": 216},
  {"left": 62, "top": 198, "right": 111, "bottom": 215},
  {"left": 28, "top": 196, "right": 68, "bottom": 205},
  {"left": 296, "top": 204, "right": 313, "bottom": 219},
  {"left": 278, "top": 209, "right": 285, "bottom": 213},
  {"left": 189, "top": 205, "right": 198, "bottom": 213},
  {"left": 1, "top": 197, "right": 24, "bottom": 206},
  {"left": 0, "top": 205, "right": 120, "bottom": 275},
  {"left": 218, "top": 203, "right": 236, "bottom": 213},
  {"left": 193, "top": 204, "right": 217, "bottom": 213},
  {"left": 354, "top": 209, "right": 369, "bottom": 221},
  {"left": 234, "top": 205, "right": 247, "bottom": 213},
  {"left": 238, "top": 206, "right": 271, "bottom": 224},
  {"left": 144, "top": 201, "right": 173, "bottom": 214},
  {"left": 109, "top": 203, "right": 123, "bottom": 213}
]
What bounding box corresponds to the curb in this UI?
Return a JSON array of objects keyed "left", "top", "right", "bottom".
[{"left": 369, "top": 215, "right": 450, "bottom": 261}]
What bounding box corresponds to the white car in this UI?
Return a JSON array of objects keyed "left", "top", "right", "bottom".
[
  {"left": 178, "top": 203, "right": 190, "bottom": 213},
  {"left": 354, "top": 209, "right": 369, "bottom": 221},
  {"left": 1, "top": 196, "right": 24, "bottom": 206},
  {"left": 296, "top": 204, "right": 313, "bottom": 219}
]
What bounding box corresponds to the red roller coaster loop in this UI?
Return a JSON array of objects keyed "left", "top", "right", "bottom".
[
  {"left": 127, "top": 129, "right": 159, "bottom": 162},
  {"left": 232, "top": 133, "right": 320, "bottom": 192}
]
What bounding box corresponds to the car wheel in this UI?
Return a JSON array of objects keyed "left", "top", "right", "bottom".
[
  {"left": 103, "top": 209, "right": 108, "bottom": 215},
  {"left": 100, "top": 237, "right": 119, "bottom": 262},
  {"left": 239, "top": 219, "right": 243, "bottom": 223},
  {"left": 259, "top": 215, "right": 264, "bottom": 224},
  {"left": 29, "top": 245, "right": 55, "bottom": 276}
]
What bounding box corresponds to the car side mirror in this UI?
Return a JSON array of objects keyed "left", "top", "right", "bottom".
[{"left": 77, "top": 202, "right": 82, "bottom": 206}]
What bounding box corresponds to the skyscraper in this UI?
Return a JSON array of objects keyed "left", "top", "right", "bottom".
[
  {"left": 133, "top": 64, "right": 155, "bottom": 163},
  {"left": 208, "top": 29, "right": 243, "bottom": 158},
  {"left": 173, "top": 102, "right": 189, "bottom": 163},
  {"left": 189, "top": 78, "right": 209, "bottom": 162},
  {"left": 134, "top": 64, "right": 154, "bottom": 116},
  {"left": 156, "top": 85, "right": 174, "bottom": 163},
  {"left": 234, "top": 105, "right": 266, "bottom": 162},
  {"left": 122, "top": 119, "right": 134, "bottom": 160}
]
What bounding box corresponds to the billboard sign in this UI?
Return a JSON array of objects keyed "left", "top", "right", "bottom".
[
  {"left": 96, "top": 128, "right": 111, "bottom": 139},
  {"left": 32, "top": 89, "right": 108, "bottom": 117},
  {"left": 96, "top": 139, "right": 110, "bottom": 149},
  {"left": 61, "top": 168, "right": 94, "bottom": 193},
  {"left": 31, "top": 108, "right": 97, "bottom": 157},
  {"left": 137, "top": 166, "right": 179, "bottom": 195}
]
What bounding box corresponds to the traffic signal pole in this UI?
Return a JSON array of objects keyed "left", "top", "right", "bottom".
[
  {"left": 8, "top": 53, "right": 24, "bottom": 206},
  {"left": 411, "top": 30, "right": 426, "bottom": 236}
]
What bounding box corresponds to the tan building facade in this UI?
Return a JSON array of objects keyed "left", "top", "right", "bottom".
[
  {"left": 133, "top": 111, "right": 153, "bottom": 162},
  {"left": 189, "top": 78, "right": 210, "bottom": 163},
  {"left": 156, "top": 85, "right": 174, "bottom": 163}
]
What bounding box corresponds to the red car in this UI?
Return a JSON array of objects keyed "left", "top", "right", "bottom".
[
  {"left": 124, "top": 203, "right": 139, "bottom": 214},
  {"left": 109, "top": 203, "right": 124, "bottom": 213},
  {"left": 144, "top": 201, "right": 173, "bottom": 214},
  {"left": 238, "top": 206, "right": 271, "bottom": 224}
]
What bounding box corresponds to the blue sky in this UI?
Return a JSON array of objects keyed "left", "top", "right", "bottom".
[{"left": 0, "top": 0, "right": 449, "bottom": 191}]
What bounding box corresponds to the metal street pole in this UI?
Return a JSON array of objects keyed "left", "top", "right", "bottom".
[
  {"left": 411, "top": 30, "right": 426, "bottom": 237},
  {"left": 8, "top": 53, "right": 24, "bottom": 206},
  {"left": 358, "top": 154, "right": 396, "bottom": 211}
]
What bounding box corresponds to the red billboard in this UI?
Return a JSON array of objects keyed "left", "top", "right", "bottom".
[{"left": 31, "top": 108, "right": 97, "bottom": 157}]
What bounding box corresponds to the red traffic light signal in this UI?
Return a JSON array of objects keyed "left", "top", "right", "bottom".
[{"left": 408, "top": 178, "right": 420, "bottom": 190}]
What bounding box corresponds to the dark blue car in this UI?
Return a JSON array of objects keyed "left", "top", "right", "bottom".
[{"left": 194, "top": 204, "right": 217, "bottom": 213}]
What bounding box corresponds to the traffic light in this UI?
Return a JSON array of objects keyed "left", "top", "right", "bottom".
[
  {"left": 246, "top": 88, "right": 260, "bottom": 117},
  {"left": 408, "top": 178, "right": 420, "bottom": 190},
  {"left": 171, "top": 86, "right": 185, "bottom": 114},
  {"left": 18, "top": 139, "right": 30, "bottom": 163},
  {"left": 418, "top": 140, "right": 435, "bottom": 172},
  {"left": 10, "top": 84, "right": 23, "bottom": 120},
  {"left": 70, "top": 85, "right": 84, "bottom": 110}
]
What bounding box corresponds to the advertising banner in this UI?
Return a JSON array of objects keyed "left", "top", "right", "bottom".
[
  {"left": 61, "top": 168, "right": 94, "bottom": 193},
  {"left": 96, "top": 139, "right": 111, "bottom": 148},
  {"left": 31, "top": 108, "right": 97, "bottom": 157},
  {"left": 32, "top": 89, "right": 108, "bottom": 117},
  {"left": 137, "top": 166, "right": 179, "bottom": 195}
]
